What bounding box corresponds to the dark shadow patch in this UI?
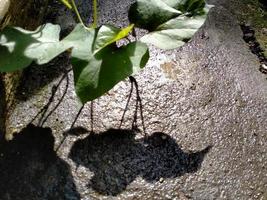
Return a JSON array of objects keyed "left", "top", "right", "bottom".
[
  {"left": 15, "top": 54, "right": 70, "bottom": 102},
  {"left": 29, "top": 69, "right": 70, "bottom": 127},
  {"left": 69, "top": 129, "right": 211, "bottom": 196},
  {"left": 0, "top": 124, "right": 80, "bottom": 200},
  {"left": 259, "top": 0, "right": 267, "bottom": 10}
]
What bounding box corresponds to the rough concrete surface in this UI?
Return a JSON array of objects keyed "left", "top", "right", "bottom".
[{"left": 0, "top": 0, "right": 266, "bottom": 199}]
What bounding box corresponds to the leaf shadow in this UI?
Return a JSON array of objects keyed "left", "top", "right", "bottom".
[
  {"left": 0, "top": 124, "right": 80, "bottom": 200},
  {"left": 15, "top": 54, "right": 70, "bottom": 102},
  {"left": 28, "top": 69, "right": 70, "bottom": 127},
  {"left": 68, "top": 128, "right": 211, "bottom": 196}
]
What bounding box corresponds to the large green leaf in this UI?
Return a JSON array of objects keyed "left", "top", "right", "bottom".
[
  {"left": 65, "top": 24, "right": 149, "bottom": 104},
  {"left": 129, "top": 0, "right": 212, "bottom": 49},
  {"left": 0, "top": 24, "right": 70, "bottom": 72}
]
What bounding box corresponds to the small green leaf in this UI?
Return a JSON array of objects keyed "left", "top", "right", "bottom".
[
  {"left": 94, "top": 24, "right": 134, "bottom": 52},
  {"left": 59, "top": 0, "right": 73, "bottom": 9}
]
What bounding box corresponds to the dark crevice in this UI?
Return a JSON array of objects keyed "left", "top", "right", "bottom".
[
  {"left": 259, "top": 0, "right": 267, "bottom": 10},
  {"left": 240, "top": 24, "right": 267, "bottom": 74}
]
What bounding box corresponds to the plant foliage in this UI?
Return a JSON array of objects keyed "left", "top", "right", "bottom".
[
  {"left": 129, "top": 0, "right": 211, "bottom": 49},
  {"left": 59, "top": 0, "right": 73, "bottom": 9},
  {"left": 0, "top": 0, "right": 211, "bottom": 104}
]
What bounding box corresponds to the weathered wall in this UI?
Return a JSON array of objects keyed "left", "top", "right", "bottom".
[{"left": 0, "top": 0, "right": 266, "bottom": 199}]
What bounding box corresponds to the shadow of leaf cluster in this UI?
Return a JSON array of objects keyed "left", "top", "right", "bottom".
[{"left": 69, "top": 128, "right": 211, "bottom": 196}]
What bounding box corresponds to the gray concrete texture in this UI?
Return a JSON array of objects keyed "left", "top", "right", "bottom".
[{"left": 0, "top": 0, "right": 266, "bottom": 199}]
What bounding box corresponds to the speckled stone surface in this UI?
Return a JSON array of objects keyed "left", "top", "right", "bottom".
[{"left": 0, "top": 0, "right": 266, "bottom": 199}]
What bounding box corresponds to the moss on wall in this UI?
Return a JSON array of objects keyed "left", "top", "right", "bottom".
[{"left": 225, "top": 0, "right": 267, "bottom": 56}]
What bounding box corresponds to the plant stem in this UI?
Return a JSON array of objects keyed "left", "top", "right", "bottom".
[
  {"left": 70, "top": 0, "right": 86, "bottom": 27},
  {"left": 92, "top": 0, "right": 98, "bottom": 28}
]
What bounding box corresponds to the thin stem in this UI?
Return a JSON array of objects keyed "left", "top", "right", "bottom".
[
  {"left": 40, "top": 71, "right": 70, "bottom": 126},
  {"left": 70, "top": 0, "right": 86, "bottom": 27},
  {"left": 60, "top": 0, "right": 72, "bottom": 9},
  {"left": 130, "top": 76, "right": 147, "bottom": 136},
  {"left": 92, "top": 0, "right": 98, "bottom": 28},
  {"left": 119, "top": 77, "right": 134, "bottom": 129},
  {"left": 56, "top": 105, "right": 85, "bottom": 152}
]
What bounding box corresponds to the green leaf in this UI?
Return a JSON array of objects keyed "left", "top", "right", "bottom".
[
  {"left": 177, "top": 0, "right": 206, "bottom": 15},
  {"left": 157, "top": 14, "right": 207, "bottom": 30},
  {"left": 160, "top": 0, "right": 206, "bottom": 15},
  {"left": 0, "top": 23, "right": 149, "bottom": 103},
  {"left": 94, "top": 24, "right": 134, "bottom": 52},
  {"left": 61, "top": 24, "right": 96, "bottom": 60},
  {"left": 59, "top": 0, "right": 73, "bottom": 9},
  {"left": 141, "top": 29, "right": 194, "bottom": 49},
  {"left": 128, "top": 0, "right": 181, "bottom": 31},
  {"left": 63, "top": 24, "right": 149, "bottom": 104},
  {"left": 140, "top": 14, "right": 208, "bottom": 49},
  {"left": 161, "top": 0, "right": 183, "bottom": 8},
  {"left": 0, "top": 24, "right": 71, "bottom": 72},
  {"left": 129, "top": 0, "right": 212, "bottom": 49},
  {"left": 73, "top": 42, "right": 149, "bottom": 103}
]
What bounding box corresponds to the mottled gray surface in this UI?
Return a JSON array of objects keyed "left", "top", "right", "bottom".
[{"left": 1, "top": 0, "right": 267, "bottom": 199}]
